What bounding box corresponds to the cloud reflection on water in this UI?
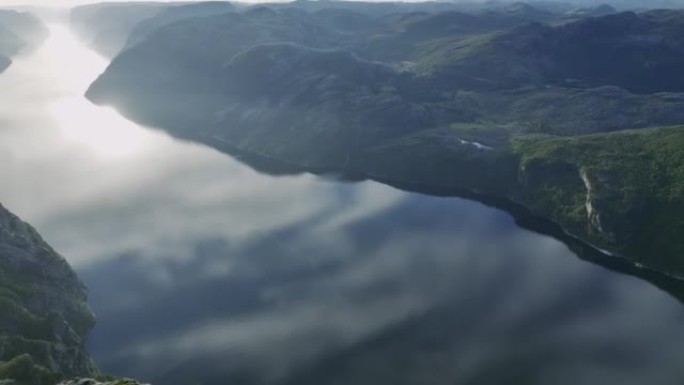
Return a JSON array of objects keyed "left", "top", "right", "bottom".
[{"left": 78, "top": 188, "right": 684, "bottom": 385}]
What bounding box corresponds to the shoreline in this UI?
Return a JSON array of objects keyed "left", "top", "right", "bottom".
[
  {"left": 82, "top": 94, "right": 684, "bottom": 301},
  {"left": 202, "top": 132, "right": 684, "bottom": 297}
]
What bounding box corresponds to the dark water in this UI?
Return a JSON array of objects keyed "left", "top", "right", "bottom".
[{"left": 1, "top": 21, "right": 684, "bottom": 385}]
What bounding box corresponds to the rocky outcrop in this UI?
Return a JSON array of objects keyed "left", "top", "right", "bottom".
[
  {"left": 57, "top": 378, "right": 149, "bottom": 385},
  {"left": 0, "top": 203, "right": 98, "bottom": 384}
]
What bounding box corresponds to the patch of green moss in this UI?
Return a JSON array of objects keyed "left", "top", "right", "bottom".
[{"left": 0, "top": 354, "right": 62, "bottom": 385}]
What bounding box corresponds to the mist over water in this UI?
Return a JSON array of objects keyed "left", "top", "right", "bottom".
[{"left": 1, "top": 19, "right": 684, "bottom": 385}]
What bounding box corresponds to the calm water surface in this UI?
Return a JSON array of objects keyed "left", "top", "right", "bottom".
[{"left": 1, "top": 20, "right": 684, "bottom": 385}]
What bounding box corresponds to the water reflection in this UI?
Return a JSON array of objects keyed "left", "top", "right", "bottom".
[
  {"left": 0, "top": 21, "right": 332, "bottom": 267},
  {"left": 0, "top": 20, "right": 683, "bottom": 385},
  {"left": 80, "top": 188, "right": 684, "bottom": 385}
]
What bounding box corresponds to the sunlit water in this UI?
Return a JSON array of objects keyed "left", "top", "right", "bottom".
[{"left": 1, "top": 21, "right": 684, "bottom": 385}]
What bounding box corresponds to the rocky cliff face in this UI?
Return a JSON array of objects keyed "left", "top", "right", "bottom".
[
  {"left": 57, "top": 379, "right": 147, "bottom": 385},
  {"left": 0, "top": 203, "right": 98, "bottom": 384}
]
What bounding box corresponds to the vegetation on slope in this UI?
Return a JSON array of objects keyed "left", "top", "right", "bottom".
[
  {"left": 425, "top": 10, "right": 684, "bottom": 93},
  {"left": 514, "top": 126, "right": 684, "bottom": 273},
  {"left": 82, "top": 2, "right": 684, "bottom": 275},
  {"left": 0, "top": 203, "right": 98, "bottom": 384},
  {"left": 358, "top": 124, "right": 684, "bottom": 274}
]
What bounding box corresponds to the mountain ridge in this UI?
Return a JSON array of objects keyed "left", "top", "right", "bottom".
[{"left": 82, "top": 3, "right": 684, "bottom": 276}]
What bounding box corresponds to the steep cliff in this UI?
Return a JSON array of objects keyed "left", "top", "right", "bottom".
[{"left": 0, "top": 203, "right": 98, "bottom": 385}]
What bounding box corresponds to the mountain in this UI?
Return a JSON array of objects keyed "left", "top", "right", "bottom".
[
  {"left": 125, "top": 1, "right": 236, "bottom": 48},
  {"left": 0, "top": 10, "right": 48, "bottom": 48},
  {"left": 70, "top": 1, "right": 242, "bottom": 58},
  {"left": 426, "top": 10, "right": 684, "bottom": 93},
  {"left": 0, "top": 10, "right": 47, "bottom": 73},
  {"left": 70, "top": 2, "right": 171, "bottom": 58},
  {"left": 0, "top": 203, "right": 97, "bottom": 384},
  {"left": 84, "top": 4, "right": 684, "bottom": 276},
  {"left": 565, "top": 3, "right": 617, "bottom": 17}
]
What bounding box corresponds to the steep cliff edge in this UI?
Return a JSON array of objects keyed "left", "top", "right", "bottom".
[{"left": 0, "top": 203, "right": 98, "bottom": 384}]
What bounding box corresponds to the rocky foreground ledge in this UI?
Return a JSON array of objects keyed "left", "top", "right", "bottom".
[
  {"left": 0, "top": 378, "right": 147, "bottom": 385},
  {"left": 0, "top": 203, "right": 147, "bottom": 383},
  {"left": 0, "top": 201, "right": 98, "bottom": 384},
  {"left": 57, "top": 379, "right": 148, "bottom": 385}
]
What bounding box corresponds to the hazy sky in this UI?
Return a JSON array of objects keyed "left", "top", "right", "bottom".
[
  {"left": 0, "top": 0, "right": 183, "bottom": 6},
  {"left": 0, "top": 0, "right": 480, "bottom": 7}
]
